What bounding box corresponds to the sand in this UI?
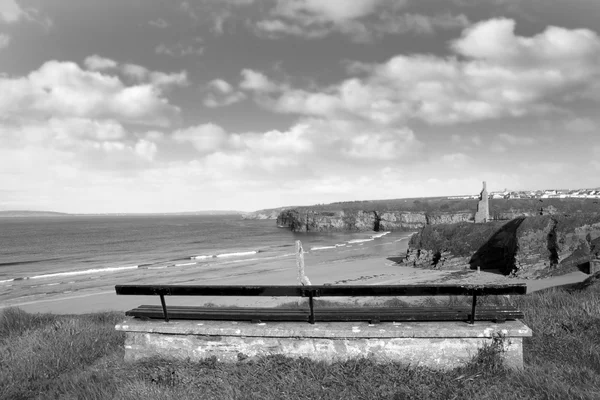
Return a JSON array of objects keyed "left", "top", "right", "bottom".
[
  {"left": 1, "top": 242, "right": 592, "bottom": 315},
  {"left": 0, "top": 231, "right": 588, "bottom": 314}
]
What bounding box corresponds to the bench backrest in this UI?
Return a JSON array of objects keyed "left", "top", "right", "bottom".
[
  {"left": 115, "top": 284, "right": 526, "bottom": 324},
  {"left": 115, "top": 283, "right": 526, "bottom": 297}
]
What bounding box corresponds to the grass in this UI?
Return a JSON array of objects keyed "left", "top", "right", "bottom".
[{"left": 1, "top": 276, "right": 599, "bottom": 399}]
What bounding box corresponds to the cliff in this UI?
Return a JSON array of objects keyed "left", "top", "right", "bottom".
[
  {"left": 276, "top": 209, "right": 474, "bottom": 232},
  {"left": 402, "top": 214, "right": 600, "bottom": 278},
  {"left": 274, "top": 198, "right": 600, "bottom": 232}
]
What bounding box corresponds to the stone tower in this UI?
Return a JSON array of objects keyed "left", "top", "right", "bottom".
[{"left": 475, "top": 181, "right": 489, "bottom": 223}]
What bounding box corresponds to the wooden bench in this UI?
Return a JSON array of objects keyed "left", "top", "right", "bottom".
[{"left": 115, "top": 283, "right": 526, "bottom": 325}]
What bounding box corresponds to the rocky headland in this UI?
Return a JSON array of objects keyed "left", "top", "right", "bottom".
[
  {"left": 276, "top": 209, "right": 474, "bottom": 232},
  {"left": 273, "top": 198, "right": 600, "bottom": 233},
  {"left": 401, "top": 214, "right": 600, "bottom": 278}
]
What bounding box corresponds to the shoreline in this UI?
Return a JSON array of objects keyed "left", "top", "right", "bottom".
[{"left": 2, "top": 252, "right": 591, "bottom": 315}]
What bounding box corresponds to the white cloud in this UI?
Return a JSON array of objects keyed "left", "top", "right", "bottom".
[
  {"left": 149, "top": 70, "right": 189, "bottom": 88},
  {"left": 204, "top": 79, "right": 246, "bottom": 107},
  {"left": 254, "top": 0, "right": 468, "bottom": 41},
  {"left": 0, "top": 33, "right": 9, "bottom": 49},
  {"left": 0, "top": 118, "right": 157, "bottom": 172},
  {"left": 375, "top": 13, "right": 469, "bottom": 36},
  {"left": 149, "top": 18, "right": 169, "bottom": 28},
  {"left": 245, "top": 19, "right": 600, "bottom": 126},
  {"left": 496, "top": 133, "right": 535, "bottom": 146},
  {"left": 239, "top": 69, "right": 281, "bottom": 92},
  {"left": 452, "top": 18, "right": 600, "bottom": 67},
  {"left": 173, "top": 123, "right": 229, "bottom": 154},
  {"left": 84, "top": 55, "right": 118, "bottom": 71},
  {"left": 0, "top": 60, "right": 182, "bottom": 127},
  {"left": 122, "top": 63, "right": 149, "bottom": 81},
  {"left": 0, "top": 0, "right": 52, "bottom": 27},
  {"left": 155, "top": 43, "right": 204, "bottom": 57},
  {"left": 0, "top": 0, "right": 25, "bottom": 23},
  {"left": 564, "top": 117, "right": 596, "bottom": 133},
  {"left": 209, "top": 79, "right": 234, "bottom": 94},
  {"left": 440, "top": 153, "right": 470, "bottom": 165},
  {"left": 274, "top": 0, "right": 390, "bottom": 22}
]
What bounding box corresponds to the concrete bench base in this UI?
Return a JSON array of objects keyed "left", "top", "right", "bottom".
[{"left": 115, "top": 318, "right": 532, "bottom": 370}]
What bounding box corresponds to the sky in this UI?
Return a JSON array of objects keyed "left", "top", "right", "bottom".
[{"left": 1, "top": 0, "right": 599, "bottom": 213}]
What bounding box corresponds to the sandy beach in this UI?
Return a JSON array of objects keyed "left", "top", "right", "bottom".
[{"left": 2, "top": 238, "right": 591, "bottom": 315}]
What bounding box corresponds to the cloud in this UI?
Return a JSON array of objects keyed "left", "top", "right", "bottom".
[
  {"left": 440, "top": 153, "right": 471, "bottom": 165},
  {"left": 564, "top": 117, "right": 596, "bottom": 133},
  {"left": 239, "top": 69, "right": 282, "bottom": 92},
  {"left": 244, "top": 19, "right": 600, "bottom": 126},
  {"left": 0, "top": 0, "right": 25, "bottom": 23},
  {"left": 149, "top": 18, "right": 169, "bottom": 28},
  {"left": 0, "top": 0, "right": 52, "bottom": 27},
  {"left": 203, "top": 79, "right": 246, "bottom": 107},
  {"left": 84, "top": 55, "right": 118, "bottom": 71},
  {"left": 173, "top": 123, "right": 229, "bottom": 154},
  {"left": 452, "top": 18, "right": 600, "bottom": 67},
  {"left": 121, "top": 62, "right": 189, "bottom": 88},
  {"left": 253, "top": 0, "right": 468, "bottom": 41},
  {"left": 0, "top": 33, "right": 9, "bottom": 49},
  {"left": 496, "top": 133, "right": 535, "bottom": 145},
  {"left": 0, "top": 117, "right": 157, "bottom": 173},
  {"left": 0, "top": 60, "right": 183, "bottom": 127},
  {"left": 155, "top": 43, "right": 204, "bottom": 57},
  {"left": 490, "top": 133, "right": 536, "bottom": 153},
  {"left": 171, "top": 118, "right": 422, "bottom": 177},
  {"left": 122, "top": 63, "right": 149, "bottom": 81}
]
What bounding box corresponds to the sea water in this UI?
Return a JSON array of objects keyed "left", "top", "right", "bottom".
[{"left": 0, "top": 215, "right": 413, "bottom": 284}]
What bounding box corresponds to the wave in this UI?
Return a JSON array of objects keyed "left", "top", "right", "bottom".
[
  {"left": 191, "top": 255, "right": 215, "bottom": 260},
  {"left": 217, "top": 250, "right": 258, "bottom": 258},
  {"left": 0, "top": 278, "right": 14, "bottom": 284},
  {"left": 347, "top": 238, "right": 374, "bottom": 244},
  {"left": 28, "top": 265, "right": 139, "bottom": 280},
  {"left": 371, "top": 231, "right": 391, "bottom": 239},
  {"left": 174, "top": 262, "right": 197, "bottom": 267},
  {"left": 191, "top": 250, "right": 259, "bottom": 260},
  {"left": 311, "top": 245, "right": 337, "bottom": 251}
]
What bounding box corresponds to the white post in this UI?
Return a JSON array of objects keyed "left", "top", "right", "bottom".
[{"left": 296, "top": 240, "right": 311, "bottom": 286}]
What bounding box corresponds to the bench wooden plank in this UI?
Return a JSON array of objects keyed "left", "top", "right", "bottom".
[
  {"left": 126, "top": 305, "right": 523, "bottom": 322},
  {"left": 115, "top": 284, "right": 527, "bottom": 297}
]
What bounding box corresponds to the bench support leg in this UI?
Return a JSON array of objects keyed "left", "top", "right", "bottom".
[
  {"left": 308, "top": 294, "right": 315, "bottom": 324},
  {"left": 160, "top": 294, "right": 169, "bottom": 322},
  {"left": 470, "top": 295, "right": 477, "bottom": 325}
]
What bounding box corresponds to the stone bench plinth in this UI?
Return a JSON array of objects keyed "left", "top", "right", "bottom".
[{"left": 115, "top": 318, "right": 532, "bottom": 370}]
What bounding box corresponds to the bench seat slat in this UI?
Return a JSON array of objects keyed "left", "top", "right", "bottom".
[{"left": 126, "top": 305, "right": 523, "bottom": 322}]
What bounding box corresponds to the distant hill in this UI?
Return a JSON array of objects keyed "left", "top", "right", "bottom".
[
  {"left": 0, "top": 210, "right": 243, "bottom": 217},
  {"left": 0, "top": 210, "right": 71, "bottom": 218}
]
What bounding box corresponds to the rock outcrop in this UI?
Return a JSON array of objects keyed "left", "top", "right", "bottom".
[
  {"left": 242, "top": 207, "right": 290, "bottom": 220},
  {"left": 276, "top": 209, "right": 474, "bottom": 232},
  {"left": 402, "top": 214, "right": 600, "bottom": 278}
]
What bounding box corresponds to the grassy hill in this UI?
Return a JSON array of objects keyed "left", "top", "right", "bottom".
[
  {"left": 1, "top": 274, "right": 599, "bottom": 399},
  {"left": 0, "top": 210, "right": 70, "bottom": 218},
  {"left": 300, "top": 197, "right": 600, "bottom": 215}
]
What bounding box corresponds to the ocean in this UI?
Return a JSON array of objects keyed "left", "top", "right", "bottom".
[{"left": 0, "top": 215, "right": 413, "bottom": 284}]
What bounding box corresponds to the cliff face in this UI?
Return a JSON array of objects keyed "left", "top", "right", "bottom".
[
  {"left": 403, "top": 214, "right": 600, "bottom": 278},
  {"left": 276, "top": 209, "right": 474, "bottom": 232}
]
